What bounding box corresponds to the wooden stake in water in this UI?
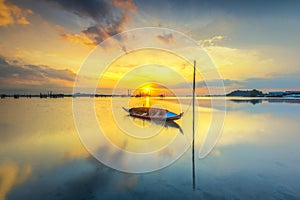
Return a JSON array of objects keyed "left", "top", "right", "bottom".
[{"left": 192, "top": 60, "right": 196, "bottom": 190}]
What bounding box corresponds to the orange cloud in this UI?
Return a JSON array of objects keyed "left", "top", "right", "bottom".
[
  {"left": 60, "top": 33, "right": 96, "bottom": 48},
  {"left": 113, "top": 0, "right": 137, "bottom": 12},
  {"left": 0, "top": 0, "right": 32, "bottom": 26}
]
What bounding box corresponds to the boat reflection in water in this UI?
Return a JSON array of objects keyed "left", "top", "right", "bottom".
[{"left": 125, "top": 114, "right": 184, "bottom": 134}]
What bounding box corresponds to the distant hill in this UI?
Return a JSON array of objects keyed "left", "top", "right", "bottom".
[{"left": 227, "top": 89, "right": 264, "bottom": 97}]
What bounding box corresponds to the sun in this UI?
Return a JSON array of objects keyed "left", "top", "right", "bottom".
[
  {"left": 145, "top": 87, "right": 150, "bottom": 93},
  {"left": 132, "top": 84, "right": 160, "bottom": 97},
  {"left": 144, "top": 86, "right": 151, "bottom": 96}
]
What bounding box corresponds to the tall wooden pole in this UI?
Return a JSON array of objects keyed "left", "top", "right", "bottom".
[{"left": 192, "top": 60, "right": 196, "bottom": 190}]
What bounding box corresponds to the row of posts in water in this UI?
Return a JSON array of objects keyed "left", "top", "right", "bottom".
[
  {"left": 0, "top": 92, "right": 164, "bottom": 99},
  {"left": 1, "top": 91, "right": 64, "bottom": 99}
]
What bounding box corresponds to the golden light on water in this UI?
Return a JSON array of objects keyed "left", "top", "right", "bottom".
[
  {"left": 145, "top": 96, "right": 150, "bottom": 107},
  {"left": 93, "top": 83, "right": 187, "bottom": 154},
  {"left": 95, "top": 97, "right": 184, "bottom": 153}
]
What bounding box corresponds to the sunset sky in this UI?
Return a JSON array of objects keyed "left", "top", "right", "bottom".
[{"left": 1, "top": 0, "right": 300, "bottom": 94}]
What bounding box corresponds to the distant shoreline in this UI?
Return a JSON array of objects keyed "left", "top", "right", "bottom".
[
  {"left": 1, "top": 88, "right": 300, "bottom": 99},
  {"left": 1, "top": 94, "right": 300, "bottom": 99}
]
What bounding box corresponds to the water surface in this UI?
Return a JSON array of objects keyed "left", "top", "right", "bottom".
[{"left": 0, "top": 97, "right": 300, "bottom": 199}]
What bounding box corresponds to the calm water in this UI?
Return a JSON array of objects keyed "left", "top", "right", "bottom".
[{"left": 1, "top": 97, "right": 300, "bottom": 200}]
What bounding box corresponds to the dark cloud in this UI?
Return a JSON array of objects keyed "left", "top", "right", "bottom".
[
  {"left": 0, "top": 56, "right": 75, "bottom": 92},
  {"left": 82, "top": 15, "right": 127, "bottom": 45},
  {"left": 25, "top": 64, "right": 75, "bottom": 81},
  {"left": 47, "top": 0, "right": 111, "bottom": 22},
  {"left": 156, "top": 33, "right": 174, "bottom": 44},
  {"left": 0, "top": 57, "right": 8, "bottom": 65},
  {"left": 49, "top": 0, "right": 137, "bottom": 45}
]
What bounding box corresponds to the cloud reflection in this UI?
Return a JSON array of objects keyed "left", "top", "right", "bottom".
[{"left": 0, "top": 162, "right": 31, "bottom": 200}]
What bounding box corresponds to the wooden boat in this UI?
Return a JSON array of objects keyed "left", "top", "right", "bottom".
[{"left": 122, "top": 107, "right": 183, "bottom": 121}]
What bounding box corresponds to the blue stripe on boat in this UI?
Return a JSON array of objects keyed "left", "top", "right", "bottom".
[{"left": 165, "top": 112, "right": 178, "bottom": 118}]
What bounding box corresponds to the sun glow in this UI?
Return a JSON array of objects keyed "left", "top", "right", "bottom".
[{"left": 144, "top": 87, "right": 150, "bottom": 96}]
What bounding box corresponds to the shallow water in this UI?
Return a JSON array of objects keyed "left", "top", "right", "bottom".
[{"left": 0, "top": 97, "right": 300, "bottom": 199}]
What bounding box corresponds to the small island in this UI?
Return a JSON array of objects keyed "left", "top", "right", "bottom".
[
  {"left": 226, "top": 89, "right": 300, "bottom": 97},
  {"left": 226, "top": 89, "right": 264, "bottom": 97}
]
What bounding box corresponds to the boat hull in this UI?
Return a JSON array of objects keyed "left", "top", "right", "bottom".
[{"left": 123, "top": 107, "right": 183, "bottom": 121}]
